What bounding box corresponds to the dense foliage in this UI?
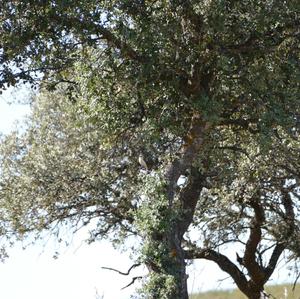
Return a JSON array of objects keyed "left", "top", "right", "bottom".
[{"left": 0, "top": 1, "right": 299, "bottom": 298}]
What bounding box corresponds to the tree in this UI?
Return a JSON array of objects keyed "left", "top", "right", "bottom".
[
  {"left": 0, "top": 1, "right": 299, "bottom": 298},
  {"left": 186, "top": 127, "right": 300, "bottom": 298}
]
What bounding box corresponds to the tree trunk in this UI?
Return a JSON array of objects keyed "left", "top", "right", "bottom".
[
  {"left": 247, "top": 292, "right": 262, "bottom": 299},
  {"left": 167, "top": 231, "right": 189, "bottom": 299},
  {"left": 246, "top": 290, "right": 266, "bottom": 299},
  {"left": 143, "top": 112, "right": 209, "bottom": 299},
  {"left": 145, "top": 228, "right": 189, "bottom": 299},
  {"left": 242, "top": 281, "right": 266, "bottom": 299}
]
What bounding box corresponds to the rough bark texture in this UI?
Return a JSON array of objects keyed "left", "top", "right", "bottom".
[
  {"left": 145, "top": 112, "right": 210, "bottom": 299},
  {"left": 167, "top": 169, "right": 206, "bottom": 299}
]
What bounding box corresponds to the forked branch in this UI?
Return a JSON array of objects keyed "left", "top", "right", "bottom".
[{"left": 101, "top": 263, "right": 141, "bottom": 276}]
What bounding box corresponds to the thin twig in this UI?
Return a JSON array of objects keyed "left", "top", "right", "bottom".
[
  {"left": 121, "top": 276, "right": 143, "bottom": 290},
  {"left": 293, "top": 271, "right": 300, "bottom": 291},
  {"left": 101, "top": 263, "right": 141, "bottom": 276}
]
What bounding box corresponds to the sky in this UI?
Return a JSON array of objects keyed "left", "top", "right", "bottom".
[{"left": 0, "top": 86, "right": 294, "bottom": 299}]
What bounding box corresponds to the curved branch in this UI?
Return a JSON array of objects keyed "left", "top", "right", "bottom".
[
  {"left": 101, "top": 263, "right": 140, "bottom": 276},
  {"left": 184, "top": 248, "right": 249, "bottom": 296},
  {"left": 242, "top": 197, "right": 266, "bottom": 284},
  {"left": 121, "top": 276, "right": 143, "bottom": 290}
]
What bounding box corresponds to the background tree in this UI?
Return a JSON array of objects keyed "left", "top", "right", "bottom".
[{"left": 0, "top": 1, "right": 299, "bottom": 298}]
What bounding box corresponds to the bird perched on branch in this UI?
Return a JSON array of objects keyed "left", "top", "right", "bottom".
[{"left": 138, "top": 154, "right": 148, "bottom": 170}]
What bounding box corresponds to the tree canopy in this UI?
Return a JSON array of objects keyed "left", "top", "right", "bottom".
[{"left": 0, "top": 1, "right": 299, "bottom": 299}]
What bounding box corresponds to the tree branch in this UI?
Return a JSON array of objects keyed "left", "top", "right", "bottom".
[
  {"left": 177, "top": 167, "right": 206, "bottom": 238},
  {"left": 264, "top": 187, "right": 295, "bottom": 281},
  {"left": 263, "top": 243, "right": 285, "bottom": 283},
  {"left": 101, "top": 263, "right": 140, "bottom": 276},
  {"left": 121, "top": 276, "right": 143, "bottom": 290},
  {"left": 184, "top": 247, "right": 250, "bottom": 296},
  {"left": 242, "top": 197, "right": 266, "bottom": 284}
]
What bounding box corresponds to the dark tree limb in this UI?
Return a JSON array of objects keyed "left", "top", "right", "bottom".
[
  {"left": 184, "top": 247, "right": 250, "bottom": 296},
  {"left": 243, "top": 196, "right": 266, "bottom": 284},
  {"left": 121, "top": 276, "right": 143, "bottom": 290},
  {"left": 101, "top": 263, "right": 141, "bottom": 276},
  {"left": 177, "top": 167, "right": 206, "bottom": 238},
  {"left": 293, "top": 271, "right": 300, "bottom": 291},
  {"left": 263, "top": 243, "right": 285, "bottom": 283},
  {"left": 101, "top": 264, "right": 142, "bottom": 290}
]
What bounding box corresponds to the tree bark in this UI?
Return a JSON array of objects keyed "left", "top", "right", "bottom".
[
  {"left": 247, "top": 290, "right": 265, "bottom": 299},
  {"left": 165, "top": 117, "right": 209, "bottom": 299},
  {"left": 145, "top": 112, "right": 210, "bottom": 299}
]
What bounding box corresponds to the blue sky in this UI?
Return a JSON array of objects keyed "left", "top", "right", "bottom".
[{"left": 0, "top": 86, "right": 293, "bottom": 299}]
